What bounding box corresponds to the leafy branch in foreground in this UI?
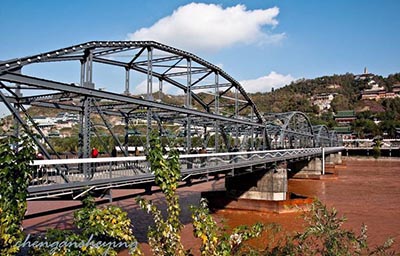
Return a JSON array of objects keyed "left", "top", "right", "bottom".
[
  {"left": 0, "top": 135, "right": 35, "bottom": 255},
  {"left": 191, "top": 198, "right": 265, "bottom": 256},
  {"left": 136, "top": 133, "right": 185, "bottom": 256},
  {"left": 30, "top": 195, "right": 142, "bottom": 256},
  {"left": 264, "top": 200, "right": 396, "bottom": 256},
  {"left": 137, "top": 133, "right": 265, "bottom": 256}
]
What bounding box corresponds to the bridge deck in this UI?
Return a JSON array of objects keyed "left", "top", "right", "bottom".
[{"left": 28, "top": 147, "right": 343, "bottom": 200}]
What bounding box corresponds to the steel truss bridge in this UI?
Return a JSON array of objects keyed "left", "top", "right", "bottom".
[{"left": 0, "top": 41, "right": 343, "bottom": 200}]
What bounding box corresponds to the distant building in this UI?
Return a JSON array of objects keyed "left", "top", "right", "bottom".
[
  {"left": 327, "top": 84, "right": 341, "bottom": 89},
  {"left": 311, "top": 93, "right": 337, "bottom": 111},
  {"left": 334, "top": 110, "right": 356, "bottom": 140},
  {"left": 356, "top": 71, "right": 399, "bottom": 100},
  {"left": 55, "top": 112, "right": 79, "bottom": 123},
  {"left": 392, "top": 84, "right": 400, "bottom": 94},
  {"left": 354, "top": 67, "right": 374, "bottom": 81},
  {"left": 31, "top": 116, "right": 55, "bottom": 127},
  {"left": 333, "top": 126, "right": 354, "bottom": 140},
  {"left": 334, "top": 110, "right": 356, "bottom": 125}
]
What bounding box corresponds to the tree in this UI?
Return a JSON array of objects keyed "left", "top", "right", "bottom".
[
  {"left": 136, "top": 133, "right": 186, "bottom": 256},
  {"left": 0, "top": 135, "right": 35, "bottom": 255},
  {"left": 331, "top": 94, "right": 350, "bottom": 112},
  {"left": 137, "top": 133, "right": 265, "bottom": 256}
]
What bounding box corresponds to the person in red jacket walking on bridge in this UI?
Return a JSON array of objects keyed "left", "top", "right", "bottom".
[
  {"left": 90, "top": 147, "right": 99, "bottom": 179},
  {"left": 91, "top": 147, "right": 99, "bottom": 158}
]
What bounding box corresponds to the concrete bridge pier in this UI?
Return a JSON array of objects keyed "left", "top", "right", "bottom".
[
  {"left": 326, "top": 151, "right": 342, "bottom": 165},
  {"left": 225, "top": 163, "right": 288, "bottom": 201},
  {"left": 202, "top": 162, "right": 313, "bottom": 212},
  {"left": 288, "top": 158, "right": 322, "bottom": 179}
]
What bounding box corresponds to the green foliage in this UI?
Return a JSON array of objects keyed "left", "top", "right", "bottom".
[
  {"left": 74, "top": 199, "right": 137, "bottom": 244},
  {"left": 191, "top": 198, "right": 265, "bottom": 256},
  {"left": 29, "top": 229, "right": 119, "bottom": 256},
  {"left": 331, "top": 94, "right": 350, "bottom": 112},
  {"left": 264, "top": 200, "right": 395, "bottom": 256},
  {"left": 0, "top": 135, "right": 35, "bottom": 255},
  {"left": 48, "top": 137, "right": 79, "bottom": 153},
  {"left": 138, "top": 133, "right": 265, "bottom": 256},
  {"left": 137, "top": 132, "right": 185, "bottom": 256},
  {"left": 352, "top": 118, "right": 380, "bottom": 138},
  {"left": 373, "top": 139, "right": 382, "bottom": 159},
  {"left": 32, "top": 195, "right": 142, "bottom": 255}
]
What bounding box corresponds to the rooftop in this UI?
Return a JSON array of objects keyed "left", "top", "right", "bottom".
[{"left": 335, "top": 110, "right": 355, "bottom": 118}]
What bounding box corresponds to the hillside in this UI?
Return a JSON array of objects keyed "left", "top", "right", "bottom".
[
  {"left": 251, "top": 72, "right": 400, "bottom": 114},
  {"left": 249, "top": 72, "right": 400, "bottom": 137}
]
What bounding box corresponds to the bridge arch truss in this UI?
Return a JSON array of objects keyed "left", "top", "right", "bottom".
[
  {"left": 0, "top": 41, "right": 268, "bottom": 163},
  {"left": 265, "top": 111, "right": 314, "bottom": 149},
  {"left": 329, "top": 130, "right": 341, "bottom": 147},
  {"left": 313, "top": 125, "right": 331, "bottom": 147}
]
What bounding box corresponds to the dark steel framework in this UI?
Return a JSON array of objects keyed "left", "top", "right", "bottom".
[
  {"left": 313, "top": 125, "right": 331, "bottom": 147},
  {"left": 265, "top": 111, "right": 315, "bottom": 149},
  {"left": 0, "top": 41, "right": 268, "bottom": 168},
  {"left": 0, "top": 41, "right": 346, "bottom": 199},
  {"left": 329, "top": 130, "right": 341, "bottom": 147}
]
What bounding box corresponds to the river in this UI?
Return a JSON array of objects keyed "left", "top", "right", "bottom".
[{"left": 23, "top": 158, "right": 400, "bottom": 255}]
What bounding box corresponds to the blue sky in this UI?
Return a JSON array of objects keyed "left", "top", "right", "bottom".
[{"left": 1, "top": 0, "right": 399, "bottom": 94}]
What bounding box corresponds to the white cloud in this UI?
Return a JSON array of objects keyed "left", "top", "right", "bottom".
[
  {"left": 133, "top": 79, "right": 177, "bottom": 95},
  {"left": 127, "top": 3, "right": 284, "bottom": 52},
  {"left": 240, "top": 71, "right": 295, "bottom": 93}
]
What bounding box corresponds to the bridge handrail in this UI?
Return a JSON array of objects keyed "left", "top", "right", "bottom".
[{"left": 30, "top": 147, "right": 344, "bottom": 166}]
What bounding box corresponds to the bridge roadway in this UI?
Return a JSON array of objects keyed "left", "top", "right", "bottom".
[{"left": 28, "top": 147, "right": 343, "bottom": 200}]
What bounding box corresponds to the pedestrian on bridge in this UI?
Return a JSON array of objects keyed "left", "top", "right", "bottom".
[
  {"left": 90, "top": 147, "right": 99, "bottom": 179},
  {"left": 91, "top": 147, "right": 99, "bottom": 158}
]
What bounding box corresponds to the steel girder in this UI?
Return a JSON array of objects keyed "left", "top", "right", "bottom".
[
  {"left": 329, "top": 130, "right": 341, "bottom": 147},
  {"left": 313, "top": 125, "right": 331, "bottom": 147},
  {"left": 265, "top": 111, "right": 314, "bottom": 149},
  {"left": 0, "top": 41, "right": 264, "bottom": 121},
  {"left": 0, "top": 41, "right": 266, "bottom": 162}
]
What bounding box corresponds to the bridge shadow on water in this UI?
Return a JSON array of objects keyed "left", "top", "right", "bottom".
[{"left": 23, "top": 177, "right": 225, "bottom": 243}]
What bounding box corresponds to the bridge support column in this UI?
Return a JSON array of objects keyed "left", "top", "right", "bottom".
[
  {"left": 334, "top": 152, "right": 342, "bottom": 165},
  {"left": 288, "top": 158, "right": 322, "bottom": 179},
  {"left": 225, "top": 164, "right": 287, "bottom": 201},
  {"left": 325, "top": 152, "right": 342, "bottom": 165}
]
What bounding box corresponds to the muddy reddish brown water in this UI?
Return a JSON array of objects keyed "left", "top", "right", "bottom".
[{"left": 23, "top": 158, "right": 400, "bottom": 255}]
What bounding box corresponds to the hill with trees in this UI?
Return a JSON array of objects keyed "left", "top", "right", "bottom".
[{"left": 250, "top": 72, "right": 400, "bottom": 138}]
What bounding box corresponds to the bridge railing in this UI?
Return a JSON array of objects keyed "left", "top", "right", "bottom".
[{"left": 29, "top": 147, "right": 344, "bottom": 188}]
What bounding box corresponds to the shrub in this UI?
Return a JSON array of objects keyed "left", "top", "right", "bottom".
[{"left": 0, "top": 135, "right": 35, "bottom": 255}]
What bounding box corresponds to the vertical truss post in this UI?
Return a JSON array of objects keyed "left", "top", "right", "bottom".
[
  {"left": 214, "top": 71, "right": 219, "bottom": 153},
  {"left": 81, "top": 51, "right": 94, "bottom": 159},
  {"left": 79, "top": 50, "right": 94, "bottom": 180},
  {"left": 78, "top": 61, "right": 85, "bottom": 158},
  {"left": 124, "top": 68, "right": 130, "bottom": 95},
  {"left": 203, "top": 125, "right": 208, "bottom": 147},
  {"left": 251, "top": 107, "right": 255, "bottom": 150},
  {"left": 235, "top": 87, "right": 239, "bottom": 147},
  {"left": 158, "top": 78, "right": 163, "bottom": 100},
  {"left": 322, "top": 147, "right": 325, "bottom": 175},
  {"left": 262, "top": 127, "right": 267, "bottom": 150},
  {"left": 186, "top": 58, "right": 192, "bottom": 153},
  {"left": 124, "top": 116, "right": 129, "bottom": 155},
  {"left": 146, "top": 47, "right": 153, "bottom": 149}
]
